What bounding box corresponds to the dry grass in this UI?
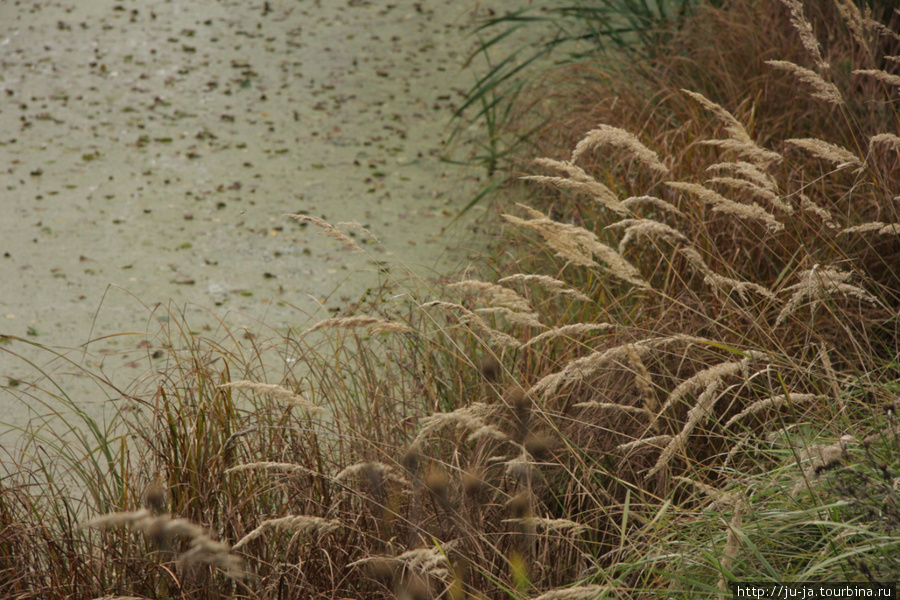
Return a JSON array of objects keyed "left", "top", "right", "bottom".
[{"left": 3, "top": 1, "right": 900, "bottom": 598}]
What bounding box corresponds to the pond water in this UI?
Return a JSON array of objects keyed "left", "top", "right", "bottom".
[{"left": 0, "top": 0, "right": 517, "bottom": 441}]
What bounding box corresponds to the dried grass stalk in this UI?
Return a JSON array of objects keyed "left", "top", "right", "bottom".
[
  {"left": 617, "top": 435, "right": 673, "bottom": 453},
  {"left": 840, "top": 222, "right": 900, "bottom": 236},
  {"left": 766, "top": 60, "right": 844, "bottom": 105},
  {"left": 522, "top": 323, "right": 613, "bottom": 348},
  {"left": 680, "top": 247, "right": 777, "bottom": 301},
  {"left": 533, "top": 585, "right": 611, "bottom": 600},
  {"left": 621, "top": 195, "right": 686, "bottom": 218},
  {"left": 421, "top": 300, "right": 522, "bottom": 348},
  {"left": 852, "top": 68, "right": 894, "bottom": 91},
  {"left": 449, "top": 280, "right": 532, "bottom": 312},
  {"left": 532, "top": 334, "right": 716, "bottom": 399},
  {"left": 218, "top": 381, "right": 323, "bottom": 414},
  {"left": 503, "top": 205, "right": 650, "bottom": 289},
  {"left": 707, "top": 161, "right": 777, "bottom": 193},
  {"left": 800, "top": 195, "right": 839, "bottom": 229},
  {"left": 707, "top": 176, "right": 792, "bottom": 213},
  {"left": 286, "top": 214, "right": 363, "bottom": 253},
  {"left": 835, "top": 0, "right": 875, "bottom": 49},
  {"left": 502, "top": 517, "right": 587, "bottom": 536},
  {"left": 718, "top": 499, "right": 744, "bottom": 594},
  {"left": 234, "top": 515, "right": 340, "bottom": 550},
  {"left": 411, "top": 402, "right": 506, "bottom": 448},
  {"left": 775, "top": 265, "right": 879, "bottom": 326},
  {"left": 498, "top": 274, "right": 591, "bottom": 302},
  {"left": 84, "top": 509, "right": 244, "bottom": 578},
  {"left": 667, "top": 181, "right": 783, "bottom": 231},
  {"left": 870, "top": 133, "right": 900, "bottom": 151},
  {"left": 335, "top": 461, "right": 411, "bottom": 487},
  {"left": 626, "top": 343, "right": 659, "bottom": 429},
  {"left": 525, "top": 158, "right": 627, "bottom": 214},
  {"left": 572, "top": 400, "right": 653, "bottom": 416},
  {"left": 647, "top": 380, "right": 724, "bottom": 479},
  {"left": 226, "top": 461, "right": 320, "bottom": 478},
  {"left": 785, "top": 138, "right": 863, "bottom": 170},
  {"left": 607, "top": 218, "right": 688, "bottom": 253},
  {"left": 570, "top": 124, "right": 669, "bottom": 176},
  {"left": 654, "top": 352, "right": 767, "bottom": 425},
  {"left": 683, "top": 90, "right": 782, "bottom": 165},
  {"left": 725, "top": 394, "right": 822, "bottom": 427},
  {"left": 305, "top": 315, "right": 411, "bottom": 335},
  {"left": 778, "top": 0, "right": 829, "bottom": 70},
  {"left": 476, "top": 306, "right": 545, "bottom": 328}
]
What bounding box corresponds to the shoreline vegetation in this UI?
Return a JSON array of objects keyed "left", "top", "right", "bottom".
[{"left": 3, "top": 1, "right": 900, "bottom": 598}]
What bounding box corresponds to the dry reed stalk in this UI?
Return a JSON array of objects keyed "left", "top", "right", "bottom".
[
  {"left": 626, "top": 343, "right": 660, "bottom": 431},
  {"left": 655, "top": 352, "right": 767, "bottom": 420},
  {"left": 225, "top": 461, "right": 320, "bottom": 478},
  {"left": 870, "top": 133, "right": 900, "bottom": 151},
  {"left": 531, "top": 334, "right": 717, "bottom": 400},
  {"left": 707, "top": 161, "right": 777, "bottom": 193},
  {"left": 725, "top": 393, "right": 822, "bottom": 428},
  {"left": 421, "top": 300, "right": 522, "bottom": 348},
  {"left": 606, "top": 218, "right": 688, "bottom": 254},
  {"left": 450, "top": 279, "right": 544, "bottom": 327},
  {"left": 666, "top": 181, "right": 783, "bottom": 231},
  {"left": 498, "top": 274, "right": 592, "bottom": 302},
  {"left": 617, "top": 434, "right": 673, "bottom": 453},
  {"left": 476, "top": 306, "right": 546, "bottom": 328},
  {"left": 707, "top": 176, "right": 792, "bottom": 213},
  {"left": 286, "top": 214, "right": 363, "bottom": 252},
  {"left": 449, "top": 280, "right": 532, "bottom": 312},
  {"left": 533, "top": 585, "right": 611, "bottom": 600},
  {"left": 818, "top": 344, "right": 845, "bottom": 412},
  {"left": 775, "top": 265, "right": 879, "bottom": 326},
  {"left": 522, "top": 323, "right": 613, "bottom": 348},
  {"left": 785, "top": 138, "right": 863, "bottom": 170},
  {"left": 411, "top": 402, "right": 506, "bottom": 448},
  {"left": 682, "top": 90, "right": 782, "bottom": 165},
  {"left": 646, "top": 380, "right": 723, "bottom": 479},
  {"left": 335, "top": 461, "right": 411, "bottom": 487},
  {"left": 853, "top": 67, "right": 900, "bottom": 87},
  {"left": 337, "top": 220, "right": 379, "bottom": 243},
  {"left": 351, "top": 544, "right": 456, "bottom": 580},
  {"left": 502, "top": 517, "right": 587, "bottom": 536},
  {"left": 233, "top": 515, "right": 340, "bottom": 550},
  {"left": 524, "top": 158, "right": 628, "bottom": 214},
  {"left": 305, "top": 315, "right": 412, "bottom": 335},
  {"left": 571, "top": 401, "right": 652, "bottom": 417},
  {"left": 765, "top": 60, "right": 844, "bottom": 105},
  {"left": 570, "top": 123, "right": 670, "bottom": 176},
  {"left": 778, "top": 0, "right": 829, "bottom": 70},
  {"left": 83, "top": 509, "right": 245, "bottom": 578},
  {"left": 717, "top": 498, "right": 744, "bottom": 594},
  {"left": 679, "top": 247, "right": 777, "bottom": 301},
  {"left": 834, "top": 0, "right": 875, "bottom": 49},
  {"left": 800, "top": 194, "right": 839, "bottom": 230},
  {"left": 840, "top": 222, "right": 900, "bottom": 236},
  {"left": 503, "top": 204, "right": 650, "bottom": 289},
  {"left": 621, "top": 194, "right": 686, "bottom": 218},
  {"left": 218, "top": 380, "right": 324, "bottom": 414}
]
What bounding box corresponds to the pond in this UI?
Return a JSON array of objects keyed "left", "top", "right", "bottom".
[{"left": 0, "top": 0, "right": 513, "bottom": 440}]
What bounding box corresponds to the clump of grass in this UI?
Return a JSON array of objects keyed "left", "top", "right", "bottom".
[{"left": 3, "top": 1, "right": 900, "bottom": 598}]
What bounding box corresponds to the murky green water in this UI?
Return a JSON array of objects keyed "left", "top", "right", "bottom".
[{"left": 0, "top": 0, "right": 511, "bottom": 439}]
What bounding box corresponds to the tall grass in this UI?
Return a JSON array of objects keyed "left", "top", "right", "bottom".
[{"left": 2, "top": 1, "right": 900, "bottom": 598}]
